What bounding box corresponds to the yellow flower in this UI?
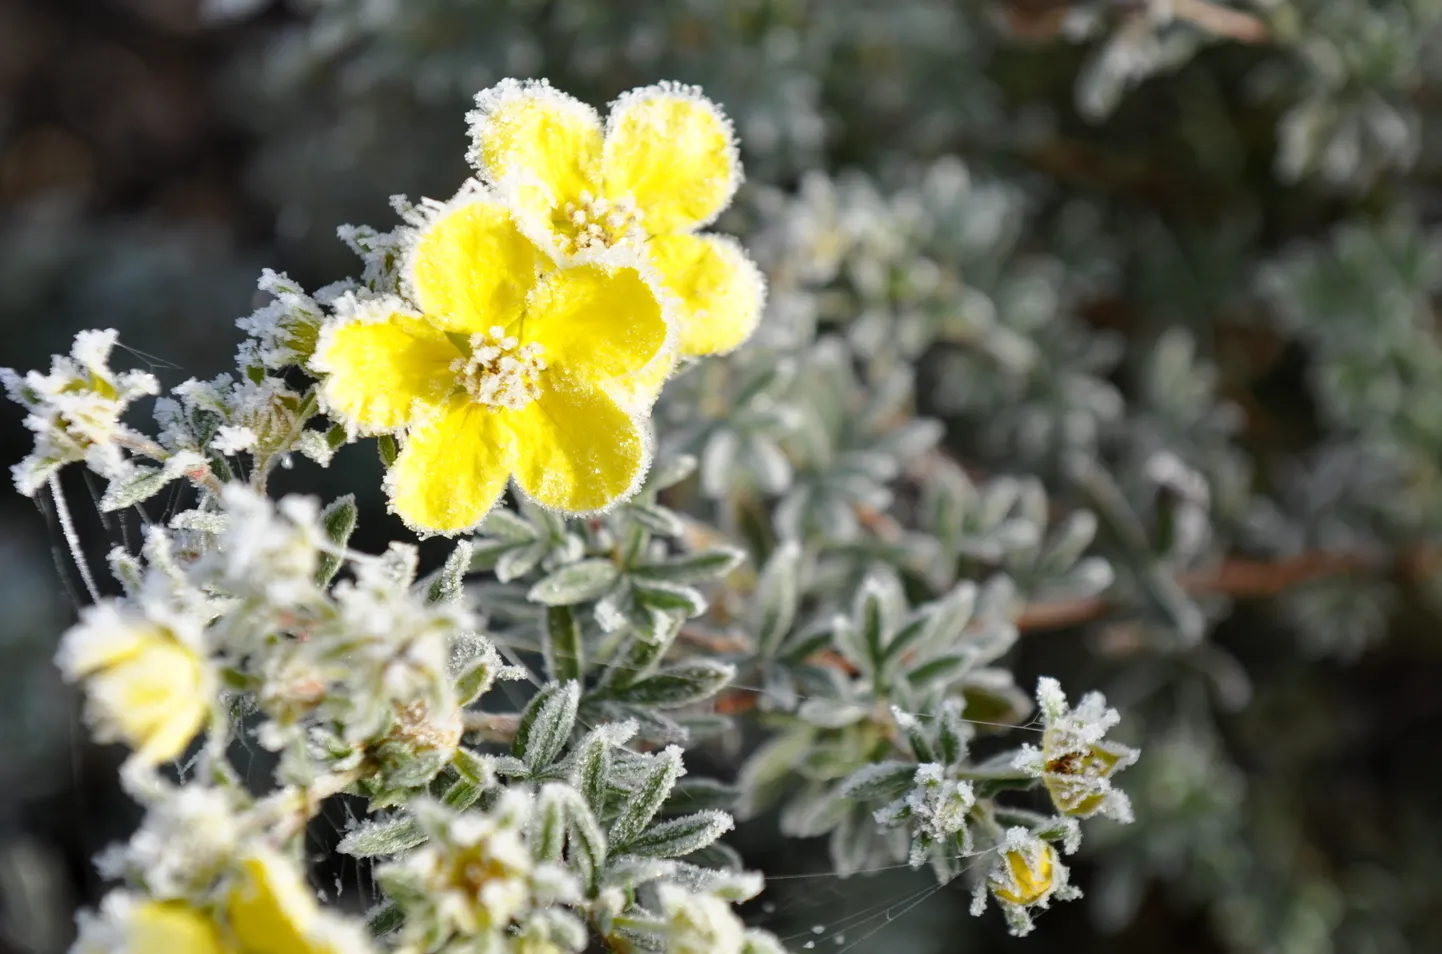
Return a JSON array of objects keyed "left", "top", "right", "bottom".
[
  {"left": 225, "top": 849, "right": 369, "bottom": 954},
  {"left": 991, "top": 843, "right": 1057, "bottom": 907},
  {"left": 468, "top": 79, "right": 766, "bottom": 372},
  {"left": 311, "top": 190, "right": 668, "bottom": 534},
  {"left": 92, "top": 900, "right": 230, "bottom": 954},
  {"left": 57, "top": 604, "right": 210, "bottom": 767}
]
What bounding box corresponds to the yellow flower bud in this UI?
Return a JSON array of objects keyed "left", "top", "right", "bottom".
[
  {"left": 1042, "top": 738, "right": 1132, "bottom": 817},
  {"left": 992, "top": 843, "right": 1057, "bottom": 907}
]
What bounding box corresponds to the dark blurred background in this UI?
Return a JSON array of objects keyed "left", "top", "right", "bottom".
[{"left": 4, "top": 1, "right": 1442, "bottom": 952}]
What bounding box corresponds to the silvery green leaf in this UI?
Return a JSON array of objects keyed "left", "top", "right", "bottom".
[
  {"left": 937, "top": 700, "right": 972, "bottom": 765},
  {"left": 518, "top": 680, "right": 580, "bottom": 772},
  {"left": 754, "top": 541, "right": 801, "bottom": 658},
  {"left": 425, "top": 540, "right": 472, "bottom": 603},
  {"left": 626, "top": 501, "right": 686, "bottom": 537},
  {"left": 632, "top": 579, "right": 708, "bottom": 616},
  {"left": 648, "top": 453, "right": 697, "bottom": 491},
  {"left": 314, "top": 494, "right": 357, "bottom": 586},
  {"left": 960, "top": 670, "right": 1033, "bottom": 728},
  {"left": 543, "top": 605, "right": 584, "bottom": 683},
  {"left": 479, "top": 507, "right": 537, "bottom": 542},
  {"left": 572, "top": 730, "right": 612, "bottom": 812},
  {"left": 528, "top": 559, "right": 619, "bottom": 605},
  {"left": 440, "top": 777, "right": 483, "bottom": 811},
  {"left": 839, "top": 761, "right": 916, "bottom": 802},
  {"left": 609, "top": 746, "right": 683, "bottom": 848},
  {"left": 780, "top": 785, "right": 849, "bottom": 838},
  {"left": 611, "top": 660, "right": 734, "bottom": 709},
  {"left": 621, "top": 810, "right": 734, "bottom": 859},
  {"left": 686, "top": 840, "right": 746, "bottom": 872},
  {"left": 796, "top": 698, "right": 868, "bottom": 728},
  {"left": 700, "top": 429, "right": 741, "bottom": 497},
  {"left": 923, "top": 582, "right": 978, "bottom": 651},
  {"left": 100, "top": 451, "right": 205, "bottom": 512},
  {"left": 495, "top": 542, "right": 547, "bottom": 582},
  {"left": 628, "top": 546, "right": 745, "bottom": 584},
  {"left": 364, "top": 901, "right": 403, "bottom": 936},
  {"left": 566, "top": 793, "right": 607, "bottom": 891},
  {"left": 106, "top": 546, "right": 144, "bottom": 596},
  {"left": 906, "top": 654, "right": 970, "bottom": 689},
  {"left": 338, "top": 816, "right": 425, "bottom": 857},
  {"left": 736, "top": 730, "right": 814, "bottom": 819},
  {"left": 451, "top": 748, "right": 492, "bottom": 787},
  {"left": 531, "top": 785, "right": 568, "bottom": 862},
  {"left": 666, "top": 778, "right": 739, "bottom": 814},
  {"left": 1038, "top": 509, "right": 1099, "bottom": 575},
  {"left": 454, "top": 655, "right": 496, "bottom": 706}
]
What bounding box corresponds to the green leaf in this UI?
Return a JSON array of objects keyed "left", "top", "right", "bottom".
[
  {"left": 629, "top": 546, "right": 745, "bottom": 584},
  {"left": 609, "top": 747, "right": 683, "bottom": 848},
  {"left": 621, "top": 810, "right": 734, "bottom": 859},
  {"left": 100, "top": 451, "right": 205, "bottom": 512},
  {"left": 544, "top": 605, "right": 585, "bottom": 683},
  {"left": 425, "top": 540, "right": 472, "bottom": 603},
  {"left": 572, "top": 731, "right": 613, "bottom": 813},
  {"left": 907, "top": 654, "right": 971, "bottom": 689},
  {"left": 377, "top": 434, "right": 398, "bottom": 467},
  {"left": 632, "top": 579, "right": 708, "bottom": 616},
  {"left": 452, "top": 748, "right": 493, "bottom": 787},
  {"left": 315, "top": 494, "right": 358, "bottom": 586},
  {"left": 627, "top": 501, "right": 686, "bottom": 537},
  {"left": 441, "top": 777, "right": 484, "bottom": 811},
  {"left": 611, "top": 660, "right": 734, "bottom": 709},
  {"left": 518, "top": 680, "right": 580, "bottom": 772},
  {"left": 566, "top": 791, "right": 607, "bottom": 891},
  {"left": 338, "top": 816, "right": 425, "bottom": 858},
  {"left": 839, "top": 761, "right": 917, "bottom": 802},
  {"left": 365, "top": 900, "right": 404, "bottom": 937},
  {"left": 531, "top": 785, "right": 568, "bottom": 862},
  {"left": 528, "top": 559, "right": 619, "bottom": 605},
  {"left": 513, "top": 682, "right": 562, "bottom": 760},
  {"left": 754, "top": 541, "right": 801, "bottom": 658}
]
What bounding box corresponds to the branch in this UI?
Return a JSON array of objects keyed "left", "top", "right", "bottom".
[
  {"left": 1171, "top": 0, "right": 1270, "bottom": 44},
  {"left": 1015, "top": 548, "right": 1416, "bottom": 632}
]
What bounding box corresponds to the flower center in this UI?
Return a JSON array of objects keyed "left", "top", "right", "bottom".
[
  {"left": 453, "top": 327, "right": 546, "bottom": 410},
  {"left": 554, "top": 189, "right": 645, "bottom": 255}
]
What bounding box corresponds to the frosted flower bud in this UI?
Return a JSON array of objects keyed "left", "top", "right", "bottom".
[
  {"left": 657, "top": 885, "right": 747, "bottom": 954},
  {"left": 971, "top": 827, "right": 1081, "bottom": 937},
  {"left": 2, "top": 329, "right": 159, "bottom": 494},
  {"left": 1013, "top": 676, "right": 1139, "bottom": 821},
  {"left": 56, "top": 603, "right": 211, "bottom": 768}
]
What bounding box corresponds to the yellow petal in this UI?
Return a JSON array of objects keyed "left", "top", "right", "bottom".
[
  {"left": 129, "top": 902, "right": 229, "bottom": 954},
  {"left": 311, "top": 300, "right": 458, "bottom": 434},
  {"left": 469, "top": 79, "right": 602, "bottom": 202},
  {"left": 385, "top": 397, "right": 514, "bottom": 534},
  {"left": 405, "top": 194, "right": 541, "bottom": 333},
  {"left": 602, "top": 83, "right": 739, "bottom": 234},
  {"left": 227, "top": 851, "right": 331, "bottom": 954},
  {"left": 648, "top": 232, "right": 765, "bottom": 356},
  {"left": 510, "top": 376, "right": 648, "bottom": 513},
  {"left": 605, "top": 347, "right": 677, "bottom": 413},
  {"left": 88, "top": 638, "right": 207, "bottom": 765},
  {"left": 522, "top": 264, "right": 668, "bottom": 387}
]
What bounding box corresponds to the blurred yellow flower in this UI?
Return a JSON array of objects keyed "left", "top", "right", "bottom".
[
  {"left": 311, "top": 191, "right": 667, "bottom": 534},
  {"left": 57, "top": 604, "right": 210, "bottom": 767},
  {"left": 468, "top": 79, "right": 765, "bottom": 375},
  {"left": 225, "top": 849, "right": 348, "bottom": 954},
  {"left": 109, "top": 900, "right": 230, "bottom": 954}
]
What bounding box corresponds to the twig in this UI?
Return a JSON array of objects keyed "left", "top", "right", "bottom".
[
  {"left": 1171, "top": 0, "right": 1270, "bottom": 44},
  {"left": 50, "top": 473, "right": 100, "bottom": 603},
  {"left": 1016, "top": 549, "right": 1392, "bottom": 632}
]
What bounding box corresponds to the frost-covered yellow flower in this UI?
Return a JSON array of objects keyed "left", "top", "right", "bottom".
[
  {"left": 468, "top": 79, "right": 765, "bottom": 369},
  {"left": 991, "top": 843, "right": 1057, "bottom": 907},
  {"left": 225, "top": 848, "right": 372, "bottom": 954},
  {"left": 311, "top": 190, "right": 668, "bottom": 534},
  {"left": 75, "top": 897, "right": 230, "bottom": 954},
  {"left": 56, "top": 603, "right": 210, "bottom": 767}
]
